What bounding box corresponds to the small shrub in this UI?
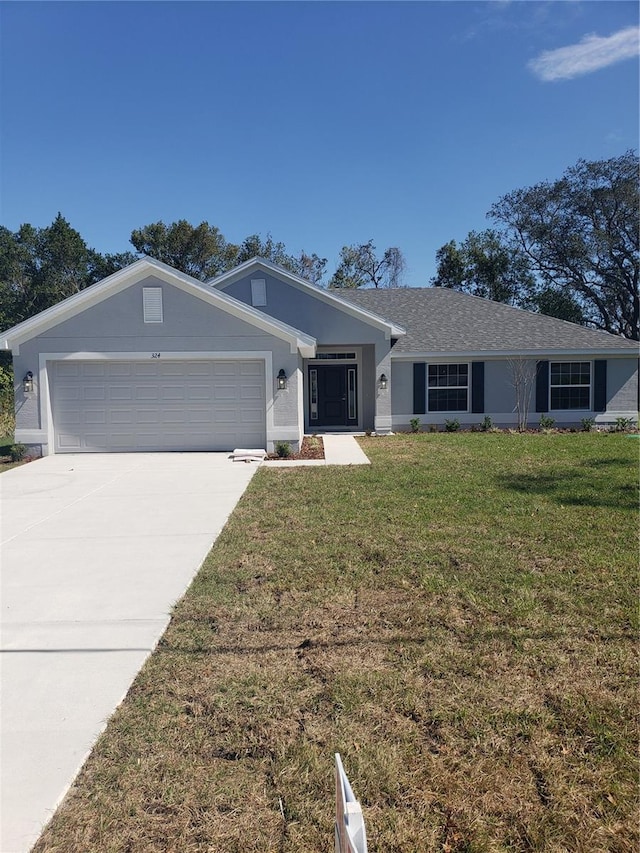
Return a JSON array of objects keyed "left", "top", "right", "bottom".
[
  {"left": 539, "top": 414, "right": 555, "bottom": 431},
  {"left": 428, "top": 423, "right": 439, "bottom": 433},
  {"left": 612, "top": 416, "right": 634, "bottom": 433},
  {"left": 409, "top": 417, "right": 421, "bottom": 434},
  {"left": 444, "top": 419, "right": 460, "bottom": 432},
  {"left": 9, "top": 443, "right": 26, "bottom": 462},
  {"left": 274, "top": 441, "right": 292, "bottom": 458},
  {"left": 581, "top": 418, "right": 595, "bottom": 432},
  {"left": 479, "top": 415, "right": 493, "bottom": 432}
]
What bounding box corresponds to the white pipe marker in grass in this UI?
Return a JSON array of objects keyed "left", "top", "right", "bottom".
[{"left": 335, "top": 753, "right": 368, "bottom": 853}]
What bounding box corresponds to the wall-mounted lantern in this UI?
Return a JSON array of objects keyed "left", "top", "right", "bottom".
[
  {"left": 277, "top": 369, "right": 287, "bottom": 390},
  {"left": 379, "top": 373, "right": 388, "bottom": 390},
  {"left": 23, "top": 371, "right": 34, "bottom": 393}
]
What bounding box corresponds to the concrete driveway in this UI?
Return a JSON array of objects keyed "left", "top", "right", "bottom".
[{"left": 0, "top": 452, "right": 258, "bottom": 853}]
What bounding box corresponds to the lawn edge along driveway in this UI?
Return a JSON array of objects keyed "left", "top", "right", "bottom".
[{"left": 0, "top": 452, "right": 258, "bottom": 853}]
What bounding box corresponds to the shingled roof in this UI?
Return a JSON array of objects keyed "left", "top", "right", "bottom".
[{"left": 338, "top": 287, "right": 639, "bottom": 355}]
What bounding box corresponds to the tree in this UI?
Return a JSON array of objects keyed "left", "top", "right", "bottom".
[
  {"left": 508, "top": 357, "right": 536, "bottom": 431},
  {"left": 431, "top": 229, "right": 536, "bottom": 306},
  {"left": 2, "top": 215, "right": 90, "bottom": 326},
  {"left": 89, "top": 250, "right": 138, "bottom": 282},
  {"left": 0, "top": 214, "right": 135, "bottom": 330},
  {"left": 329, "top": 240, "right": 406, "bottom": 288},
  {"left": 235, "top": 235, "right": 328, "bottom": 284},
  {"left": 489, "top": 151, "right": 639, "bottom": 340},
  {"left": 130, "top": 220, "right": 238, "bottom": 281},
  {"left": 298, "top": 251, "right": 327, "bottom": 286},
  {"left": 534, "top": 287, "right": 585, "bottom": 325},
  {"left": 235, "top": 233, "right": 298, "bottom": 273}
]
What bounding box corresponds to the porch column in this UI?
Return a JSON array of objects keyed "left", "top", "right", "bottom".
[{"left": 374, "top": 343, "right": 392, "bottom": 434}]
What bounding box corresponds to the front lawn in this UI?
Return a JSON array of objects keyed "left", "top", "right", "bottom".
[{"left": 33, "top": 433, "right": 639, "bottom": 852}]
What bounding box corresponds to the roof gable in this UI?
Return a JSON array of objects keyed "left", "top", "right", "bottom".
[
  {"left": 0, "top": 257, "right": 316, "bottom": 356},
  {"left": 209, "top": 257, "right": 406, "bottom": 340}
]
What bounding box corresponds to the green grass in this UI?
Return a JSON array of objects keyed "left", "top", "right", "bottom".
[
  {"left": 0, "top": 435, "right": 24, "bottom": 472},
  {"left": 32, "top": 433, "right": 639, "bottom": 852}
]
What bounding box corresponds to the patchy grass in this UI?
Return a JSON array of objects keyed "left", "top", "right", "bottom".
[
  {"left": 0, "top": 436, "right": 25, "bottom": 473},
  {"left": 33, "top": 434, "right": 639, "bottom": 852}
]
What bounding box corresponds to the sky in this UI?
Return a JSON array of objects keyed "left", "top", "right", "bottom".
[{"left": 1, "top": 0, "right": 638, "bottom": 286}]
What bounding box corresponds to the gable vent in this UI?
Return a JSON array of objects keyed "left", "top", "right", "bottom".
[
  {"left": 143, "top": 287, "right": 163, "bottom": 323},
  {"left": 251, "top": 279, "right": 267, "bottom": 307}
]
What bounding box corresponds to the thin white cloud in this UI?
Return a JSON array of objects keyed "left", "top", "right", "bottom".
[{"left": 528, "top": 25, "right": 640, "bottom": 81}]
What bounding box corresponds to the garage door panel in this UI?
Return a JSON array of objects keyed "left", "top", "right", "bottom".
[
  {"left": 109, "top": 387, "right": 133, "bottom": 401},
  {"left": 51, "top": 360, "right": 266, "bottom": 452},
  {"left": 137, "top": 387, "right": 159, "bottom": 401},
  {"left": 241, "top": 408, "right": 264, "bottom": 424},
  {"left": 160, "top": 386, "right": 185, "bottom": 401},
  {"left": 187, "top": 385, "right": 213, "bottom": 401},
  {"left": 133, "top": 363, "right": 158, "bottom": 378},
  {"left": 108, "top": 363, "right": 133, "bottom": 378},
  {"left": 213, "top": 362, "right": 237, "bottom": 376},
  {"left": 187, "top": 363, "right": 211, "bottom": 376},
  {"left": 57, "top": 433, "right": 83, "bottom": 449},
  {"left": 84, "top": 386, "right": 106, "bottom": 401}
]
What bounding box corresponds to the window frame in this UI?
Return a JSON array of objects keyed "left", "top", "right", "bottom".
[
  {"left": 549, "top": 361, "right": 592, "bottom": 411},
  {"left": 427, "top": 362, "right": 470, "bottom": 413}
]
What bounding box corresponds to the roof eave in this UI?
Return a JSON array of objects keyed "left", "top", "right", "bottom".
[{"left": 392, "top": 347, "right": 639, "bottom": 359}]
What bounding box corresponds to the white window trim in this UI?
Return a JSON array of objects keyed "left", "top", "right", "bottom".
[
  {"left": 251, "top": 279, "right": 267, "bottom": 307},
  {"left": 143, "top": 287, "right": 163, "bottom": 323},
  {"left": 427, "top": 362, "right": 470, "bottom": 414},
  {"left": 549, "top": 360, "right": 592, "bottom": 411}
]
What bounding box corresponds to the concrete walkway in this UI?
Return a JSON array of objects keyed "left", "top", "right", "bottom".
[
  {"left": 0, "top": 453, "right": 258, "bottom": 853},
  {"left": 266, "top": 434, "right": 370, "bottom": 467}
]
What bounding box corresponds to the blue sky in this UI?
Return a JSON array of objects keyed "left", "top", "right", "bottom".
[{"left": 1, "top": 1, "right": 638, "bottom": 285}]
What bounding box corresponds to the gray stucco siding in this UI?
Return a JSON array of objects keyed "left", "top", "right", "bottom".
[
  {"left": 26, "top": 277, "right": 280, "bottom": 343},
  {"left": 390, "top": 356, "right": 638, "bottom": 430},
  {"left": 484, "top": 360, "right": 518, "bottom": 414},
  {"left": 220, "top": 273, "right": 390, "bottom": 347},
  {"left": 606, "top": 357, "right": 638, "bottom": 413},
  {"left": 13, "top": 276, "right": 303, "bottom": 451}
]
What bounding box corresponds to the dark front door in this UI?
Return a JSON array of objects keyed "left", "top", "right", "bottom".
[{"left": 310, "top": 364, "right": 358, "bottom": 427}]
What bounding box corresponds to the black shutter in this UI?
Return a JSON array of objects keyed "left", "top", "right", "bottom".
[
  {"left": 471, "top": 362, "right": 484, "bottom": 414},
  {"left": 413, "top": 363, "right": 426, "bottom": 415},
  {"left": 593, "top": 360, "right": 607, "bottom": 412},
  {"left": 536, "top": 360, "right": 549, "bottom": 413}
]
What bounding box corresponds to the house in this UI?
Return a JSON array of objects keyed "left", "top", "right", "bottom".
[{"left": 1, "top": 256, "right": 637, "bottom": 456}]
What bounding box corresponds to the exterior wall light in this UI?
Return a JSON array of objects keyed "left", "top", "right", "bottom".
[
  {"left": 379, "top": 373, "right": 388, "bottom": 390},
  {"left": 23, "top": 371, "right": 34, "bottom": 393},
  {"left": 277, "top": 369, "right": 287, "bottom": 390}
]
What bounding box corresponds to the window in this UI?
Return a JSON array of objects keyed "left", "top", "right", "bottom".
[
  {"left": 348, "top": 368, "right": 357, "bottom": 420},
  {"left": 550, "top": 362, "right": 591, "bottom": 409},
  {"left": 251, "top": 279, "right": 267, "bottom": 306},
  {"left": 315, "top": 352, "right": 357, "bottom": 360},
  {"left": 143, "top": 287, "right": 163, "bottom": 323},
  {"left": 310, "top": 369, "right": 318, "bottom": 421},
  {"left": 428, "top": 364, "right": 468, "bottom": 412}
]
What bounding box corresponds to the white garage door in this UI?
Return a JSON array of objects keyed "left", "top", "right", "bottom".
[{"left": 50, "top": 359, "right": 266, "bottom": 452}]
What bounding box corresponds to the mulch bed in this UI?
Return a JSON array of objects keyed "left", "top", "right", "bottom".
[{"left": 266, "top": 435, "right": 324, "bottom": 461}]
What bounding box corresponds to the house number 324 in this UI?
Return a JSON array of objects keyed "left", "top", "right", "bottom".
[{"left": 151, "top": 353, "right": 161, "bottom": 359}]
